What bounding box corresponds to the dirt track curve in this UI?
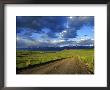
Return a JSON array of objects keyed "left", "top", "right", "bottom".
[{"left": 17, "top": 57, "right": 91, "bottom": 74}]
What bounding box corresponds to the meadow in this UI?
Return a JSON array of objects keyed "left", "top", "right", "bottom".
[{"left": 16, "top": 49, "right": 94, "bottom": 74}]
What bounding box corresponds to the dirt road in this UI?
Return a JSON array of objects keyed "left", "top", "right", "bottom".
[{"left": 17, "top": 57, "right": 90, "bottom": 74}]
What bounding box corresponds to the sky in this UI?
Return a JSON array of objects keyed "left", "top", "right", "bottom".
[{"left": 16, "top": 16, "right": 94, "bottom": 48}]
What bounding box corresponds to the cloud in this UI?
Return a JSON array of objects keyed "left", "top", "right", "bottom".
[
  {"left": 60, "top": 29, "right": 78, "bottom": 38},
  {"left": 16, "top": 16, "right": 94, "bottom": 48},
  {"left": 70, "top": 16, "right": 94, "bottom": 27},
  {"left": 17, "top": 34, "right": 94, "bottom": 48},
  {"left": 17, "top": 16, "right": 94, "bottom": 38},
  {"left": 16, "top": 16, "right": 66, "bottom": 32},
  {"left": 77, "top": 39, "right": 94, "bottom": 46},
  {"left": 17, "top": 35, "right": 65, "bottom": 48},
  {"left": 17, "top": 35, "right": 38, "bottom": 48}
]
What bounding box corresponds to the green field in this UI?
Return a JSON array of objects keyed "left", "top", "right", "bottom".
[{"left": 16, "top": 49, "right": 94, "bottom": 73}]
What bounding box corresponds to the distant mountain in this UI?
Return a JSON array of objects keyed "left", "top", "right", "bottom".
[{"left": 17, "top": 46, "right": 94, "bottom": 51}]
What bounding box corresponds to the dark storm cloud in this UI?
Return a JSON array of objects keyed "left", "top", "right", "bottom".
[
  {"left": 16, "top": 16, "right": 69, "bottom": 38},
  {"left": 16, "top": 16, "right": 94, "bottom": 48},
  {"left": 69, "top": 16, "right": 94, "bottom": 29},
  {"left": 16, "top": 16, "right": 94, "bottom": 39},
  {"left": 16, "top": 16, "right": 66, "bottom": 32}
]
